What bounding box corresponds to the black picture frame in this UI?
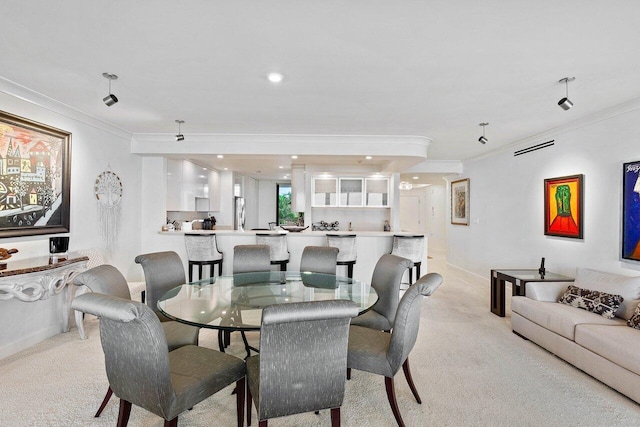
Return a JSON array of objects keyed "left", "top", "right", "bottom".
[{"left": 0, "top": 110, "right": 71, "bottom": 237}]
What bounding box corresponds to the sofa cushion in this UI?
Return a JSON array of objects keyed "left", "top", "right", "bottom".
[
  {"left": 575, "top": 324, "right": 640, "bottom": 376},
  {"left": 558, "top": 285, "right": 623, "bottom": 319},
  {"left": 512, "top": 296, "right": 625, "bottom": 341},
  {"left": 574, "top": 268, "right": 640, "bottom": 320},
  {"left": 627, "top": 303, "right": 640, "bottom": 329}
]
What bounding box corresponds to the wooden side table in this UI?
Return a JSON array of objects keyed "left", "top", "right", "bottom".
[{"left": 490, "top": 269, "right": 574, "bottom": 317}]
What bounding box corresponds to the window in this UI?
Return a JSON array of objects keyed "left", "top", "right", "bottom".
[{"left": 276, "top": 184, "right": 297, "bottom": 225}]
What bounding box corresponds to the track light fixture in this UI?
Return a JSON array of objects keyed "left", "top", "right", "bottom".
[
  {"left": 478, "top": 123, "right": 489, "bottom": 144},
  {"left": 175, "top": 120, "right": 185, "bottom": 141},
  {"left": 102, "top": 73, "right": 118, "bottom": 106},
  {"left": 558, "top": 77, "right": 575, "bottom": 111}
]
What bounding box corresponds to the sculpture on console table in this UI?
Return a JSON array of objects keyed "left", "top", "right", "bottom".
[{"left": 0, "top": 248, "right": 18, "bottom": 270}]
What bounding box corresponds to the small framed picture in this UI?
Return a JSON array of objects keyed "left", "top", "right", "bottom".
[
  {"left": 544, "top": 174, "right": 584, "bottom": 239},
  {"left": 451, "top": 178, "right": 470, "bottom": 225}
]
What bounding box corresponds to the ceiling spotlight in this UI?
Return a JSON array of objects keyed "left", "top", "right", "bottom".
[
  {"left": 291, "top": 155, "right": 298, "bottom": 159},
  {"left": 478, "top": 123, "right": 489, "bottom": 144},
  {"left": 217, "top": 155, "right": 224, "bottom": 159},
  {"left": 365, "top": 156, "right": 373, "bottom": 160},
  {"left": 267, "top": 72, "right": 283, "bottom": 83},
  {"left": 558, "top": 77, "right": 575, "bottom": 110},
  {"left": 175, "top": 120, "right": 185, "bottom": 141},
  {"left": 102, "top": 73, "right": 118, "bottom": 106}
]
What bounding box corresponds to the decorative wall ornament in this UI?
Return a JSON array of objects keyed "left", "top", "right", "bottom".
[
  {"left": 94, "top": 167, "right": 122, "bottom": 256},
  {"left": 622, "top": 160, "right": 640, "bottom": 261},
  {"left": 451, "top": 178, "right": 470, "bottom": 225},
  {"left": 544, "top": 174, "right": 584, "bottom": 239}
]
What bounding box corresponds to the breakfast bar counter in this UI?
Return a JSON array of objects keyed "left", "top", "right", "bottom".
[{"left": 157, "top": 230, "right": 427, "bottom": 283}]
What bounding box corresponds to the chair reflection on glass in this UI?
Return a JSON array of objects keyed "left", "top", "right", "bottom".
[
  {"left": 246, "top": 300, "right": 358, "bottom": 427},
  {"left": 299, "top": 246, "right": 338, "bottom": 275},
  {"left": 72, "top": 293, "right": 246, "bottom": 427},
  {"left": 347, "top": 273, "right": 443, "bottom": 427}
]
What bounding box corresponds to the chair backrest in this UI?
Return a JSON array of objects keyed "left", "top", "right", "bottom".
[
  {"left": 370, "top": 254, "right": 414, "bottom": 326},
  {"left": 73, "top": 264, "right": 132, "bottom": 300},
  {"left": 299, "top": 246, "right": 339, "bottom": 275},
  {"left": 258, "top": 300, "right": 358, "bottom": 419},
  {"left": 135, "top": 251, "right": 186, "bottom": 319},
  {"left": 184, "top": 234, "right": 223, "bottom": 261},
  {"left": 255, "top": 233, "right": 289, "bottom": 261},
  {"left": 326, "top": 234, "right": 357, "bottom": 263},
  {"left": 387, "top": 273, "right": 443, "bottom": 374},
  {"left": 391, "top": 235, "right": 425, "bottom": 264},
  {"left": 233, "top": 245, "right": 271, "bottom": 273},
  {"left": 71, "top": 293, "right": 174, "bottom": 418}
]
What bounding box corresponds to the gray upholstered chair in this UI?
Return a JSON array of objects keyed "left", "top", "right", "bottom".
[
  {"left": 71, "top": 293, "right": 246, "bottom": 427},
  {"left": 233, "top": 245, "right": 271, "bottom": 274},
  {"left": 134, "top": 251, "right": 189, "bottom": 322},
  {"left": 347, "top": 273, "right": 443, "bottom": 427},
  {"left": 73, "top": 264, "right": 200, "bottom": 417},
  {"left": 299, "top": 245, "right": 339, "bottom": 275},
  {"left": 246, "top": 300, "right": 358, "bottom": 427},
  {"left": 350, "top": 254, "right": 413, "bottom": 331},
  {"left": 255, "top": 233, "right": 290, "bottom": 271}
]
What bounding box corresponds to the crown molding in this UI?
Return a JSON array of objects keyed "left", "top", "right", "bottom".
[{"left": 0, "top": 76, "right": 132, "bottom": 140}]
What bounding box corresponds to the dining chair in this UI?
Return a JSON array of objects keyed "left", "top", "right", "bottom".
[
  {"left": 299, "top": 245, "right": 339, "bottom": 275},
  {"left": 326, "top": 234, "right": 357, "bottom": 278},
  {"left": 233, "top": 245, "right": 271, "bottom": 274},
  {"left": 246, "top": 300, "right": 359, "bottom": 427},
  {"left": 184, "top": 233, "right": 223, "bottom": 282},
  {"left": 255, "top": 233, "right": 290, "bottom": 271},
  {"left": 71, "top": 293, "right": 246, "bottom": 427},
  {"left": 347, "top": 273, "right": 443, "bottom": 427},
  {"left": 350, "top": 254, "right": 413, "bottom": 331},
  {"left": 73, "top": 264, "right": 200, "bottom": 418},
  {"left": 390, "top": 235, "right": 425, "bottom": 285}
]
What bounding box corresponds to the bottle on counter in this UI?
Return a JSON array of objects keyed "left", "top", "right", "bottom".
[{"left": 384, "top": 220, "right": 391, "bottom": 232}]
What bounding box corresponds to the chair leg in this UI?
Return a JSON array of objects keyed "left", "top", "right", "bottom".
[
  {"left": 331, "top": 407, "right": 341, "bottom": 427},
  {"left": 408, "top": 268, "right": 413, "bottom": 285},
  {"left": 116, "top": 399, "right": 132, "bottom": 427},
  {"left": 141, "top": 290, "right": 146, "bottom": 304},
  {"left": 259, "top": 420, "right": 268, "bottom": 427},
  {"left": 94, "top": 386, "right": 113, "bottom": 417},
  {"left": 218, "top": 330, "right": 226, "bottom": 353},
  {"left": 347, "top": 263, "right": 354, "bottom": 279},
  {"left": 164, "top": 418, "right": 178, "bottom": 427},
  {"left": 402, "top": 358, "right": 422, "bottom": 404},
  {"left": 384, "top": 377, "right": 406, "bottom": 427},
  {"left": 218, "top": 260, "right": 223, "bottom": 276},
  {"left": 415, "top": 262, "right": 421, "bottom": 282},
  {"left": 247, "top": 380, "right": 252, "bottom": 426},
  {"left": 346, "top": 368, "right": 351, "bottom": 380},
  {"left": 188, "top": 262, "right": 193, "bottom": 283},
  {"left": 236, "top": 378, "right": 245, "bottom": 427}
]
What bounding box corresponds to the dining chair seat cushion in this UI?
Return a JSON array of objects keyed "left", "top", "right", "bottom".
[
  {"left": 168, "top": 345, "right": 246, "bottom": 419},
  {"left": 347, "top": 325, "right": 394, "bottom": 377},
  {"left": 350, "top": 309, "right": 392, "bottom": 331},
  {"left": 162, "top": 321, "right": 200, "bottom": 351}
]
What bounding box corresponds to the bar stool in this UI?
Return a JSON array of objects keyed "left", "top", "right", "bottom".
[
  {"left": 390, "top": 234, "right": 425, "bottom": 284},
  {"left": 184, "top": 233, "right": 224, "bottom": 282},
  {"left": 326, "top": 234, "right": 357, "bottom": 279},
  {"left": 255, "top": 233, "right": 290, "bottom": 271}
]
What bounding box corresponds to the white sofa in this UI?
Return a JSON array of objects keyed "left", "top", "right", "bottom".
[{"left": 511, "top": 268, "right": 640, "bottom": 403}]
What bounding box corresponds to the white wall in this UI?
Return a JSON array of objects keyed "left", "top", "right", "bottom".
[
  {"left": 257, "top": 179, "right": 278, "bottom": 229},
  {"left": 447, "top": 107, "right": 640, "bottom": 278}
]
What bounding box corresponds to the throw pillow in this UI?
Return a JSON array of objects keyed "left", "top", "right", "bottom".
[
  {"left": 574, "top": 268, "right": 640, "bottom": 320},
  {"left": 628, "top": 303, "right": 640, "bottom": 329},
  {"left": 558, "top": 285, "right": 624, "bottom": 319}
]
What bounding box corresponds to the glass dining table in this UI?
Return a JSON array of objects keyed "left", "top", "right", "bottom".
[{"left": 157, "top": 271, "right": 378, "bottom": 357}]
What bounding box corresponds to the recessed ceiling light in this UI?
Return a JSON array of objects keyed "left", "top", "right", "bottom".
[
  {"left": 223, "top": 167, "right": 228, "bottom": 171},
  {"left": 291, "top": 155, "right": 298, "bottom": 159},
  {"left": 267, "top": 72, "right": 283, "bottom": 83},
  {"left": 217, "top": 155, "right": 224, "bottom": 159},
  {"left": 413, "top": 176, "right": 419, "bottom": 180},
  {"left": 279, "top": 166, "right": 284, "bottom": 169},
  {"left": 365, "top": 156, "right": 372, "bottom": 160}
]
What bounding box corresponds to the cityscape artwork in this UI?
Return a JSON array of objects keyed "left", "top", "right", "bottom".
[{"left": 0, "top": 111, "right": 70, "bottom": 237}]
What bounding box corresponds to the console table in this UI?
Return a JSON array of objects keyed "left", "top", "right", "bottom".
[{"left": 490, "top": 269, "right": 574, "bottom": 317}]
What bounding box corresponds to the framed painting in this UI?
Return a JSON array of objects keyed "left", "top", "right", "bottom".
[
  {"left": 0, "top": 111, "right": 71, "bottom": 237},
  {"left": 451, "top": 178, "right": 470, "bottom": 225},
  {"left": 544, "top": 174, "right": 583, "bottom": 239},
  {"left": 622, "top": 160, "right": 640, "bottom": 261}
]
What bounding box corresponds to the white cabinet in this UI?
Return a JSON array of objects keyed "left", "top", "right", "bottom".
[
  {"left": 312, "top": 176, "right": 389, "bottom": 208},
  {"left": 338, "top": 178, "right": 363, "bottom": 207},
  {"left": 365, "top": 177, "right": 390, "bottom": 207},
  {"left": 167, "top": 159, "right": 219, "bottom": 211},
  {"left": 312, "top": 178, "right": 338, "bottom": 207}
]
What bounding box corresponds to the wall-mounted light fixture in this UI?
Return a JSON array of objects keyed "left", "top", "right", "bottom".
[
  {"left": 558, "top": 77, "right": 575, "bottom": 111},
  {"left": 102, "top": 73, "right": 118, "bottom": 106},
  {"left": 175, "top": 120, "right": 185, "bottom": 141},
  {"left": 478, "top": 123, "right": 489, "bottom": 144}
]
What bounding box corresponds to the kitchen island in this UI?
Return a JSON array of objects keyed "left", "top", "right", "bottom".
[{"left": 157, "top": 230, "right": 427, "bottom": 283}]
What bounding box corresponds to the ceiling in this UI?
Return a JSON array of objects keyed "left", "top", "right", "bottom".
[{"left": 2, "top": 1, "right": 640, "bottom": 182}]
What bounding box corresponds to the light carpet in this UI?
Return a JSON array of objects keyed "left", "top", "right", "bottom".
[{"left": 1, "top": 254, "right": 639, "bottom": 426}]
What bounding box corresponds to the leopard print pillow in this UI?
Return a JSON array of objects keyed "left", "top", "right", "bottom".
[
  {"left": 628, "top": 303, "right": 640, "bottom": 329},
  {"left": 558, "top": 285, "right": 624, "bottom": 319}
]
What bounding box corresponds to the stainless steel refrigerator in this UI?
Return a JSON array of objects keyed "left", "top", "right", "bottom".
[{"left": 234, "top": 196, "right": 245, "bottom": 231}]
